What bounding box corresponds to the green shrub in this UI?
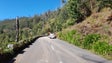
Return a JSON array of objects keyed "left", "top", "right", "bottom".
[
  {"left": 58, "top": 30, "right": 82, "bottom": 46},
  {"left": 2, "top": 48, "right": 13, "bottom": 54},
  {"left": 61, "top": 30, "right": 76, "bottom": 43},
  {"left": 66, "top": 30, "right": 75, "bottom": 42},
  {"left": 83, "top": 34, "right": 101, "bottom": 49},
  {"left": 66, "top": 18, "right": 75, "bottom": 26},
  {"left": 92, "top": 41, "right": 112, "bottom": 55}
]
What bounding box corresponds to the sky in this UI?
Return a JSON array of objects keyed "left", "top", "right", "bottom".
[{"left": 0, "top": 0, "right": 61, "bottom": 20}]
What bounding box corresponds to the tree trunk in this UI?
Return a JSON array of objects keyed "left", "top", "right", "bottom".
[{"left": 16, "top": 17, "right": 19, "bottom": 42}]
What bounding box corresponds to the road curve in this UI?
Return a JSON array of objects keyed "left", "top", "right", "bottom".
[{"left": 11, "top": 37, "right": 111, "bottom": 63}]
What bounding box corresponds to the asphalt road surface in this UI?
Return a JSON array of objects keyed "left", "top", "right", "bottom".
[{"left": 11, "top": 37, "right": 112, "bottom": 63}]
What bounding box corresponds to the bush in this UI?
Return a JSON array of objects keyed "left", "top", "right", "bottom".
[
  {"left": 2, "top": 48, "right": 13, "bottom": 54},
  {"left": 65, "top": 30, "right": 76, "bottom": 42},
  {"left": 58, "top": 30, "right": 82, "bottom": 46},
  {"left": 92, "top": 41, "right": 112, "bottom": 55},
  {"left": 83, "top": 34, "right": 101, "bottom": 49}
]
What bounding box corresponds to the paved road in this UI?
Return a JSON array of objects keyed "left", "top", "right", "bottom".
[{"left": 12, "top": 37, "right": 111, "bottom": 63}]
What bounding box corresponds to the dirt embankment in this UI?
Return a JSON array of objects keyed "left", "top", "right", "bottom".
[{"left": 70, "top": 8, "right": 112, "bottom": 44}]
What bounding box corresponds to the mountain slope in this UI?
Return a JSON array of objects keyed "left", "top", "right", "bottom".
[
  {"left": 57, "top": 8, "right": 112, "bottom": 60},
  {"left": 72, "top": 8, "right": 112, "bottom": 44}
]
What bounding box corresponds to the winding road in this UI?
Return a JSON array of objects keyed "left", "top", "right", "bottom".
[{"left": 11, "top": 37, "right": 112, "bottom": 63}]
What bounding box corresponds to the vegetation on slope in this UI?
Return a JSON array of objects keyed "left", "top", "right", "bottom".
[
  {"left": 0, "top": 36, "right": 40, "bottom": 63},
  {"left": 58, "top": 30, "right": 112, "bottom": 59},
  {"left": 57, "top": 0, "right": 112, "bottom": 59}
]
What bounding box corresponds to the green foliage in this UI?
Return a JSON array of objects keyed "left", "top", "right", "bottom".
[
  {"left": 0, "top": 36, "right": 37, "bottom": 54},
  {"left": 0, "top": 36, "right": 39, "bottom": 63},
  {"left": 58, "top": 30, "right": 112, "bottom": 59},
  {"left": 58, "top": 30, "right": 82, "bottom": 46},
  {"left": 67, "top": 0, "right": 83, "bottom": 20},
  {"left": 97, "top": 0, "right": 112, "bottom": 12},
  {"left": 92, "top": 41, "right": 112, "bottom": 55},
  {"left": 66, "top": 0, "right": 112, "bottom": 21},
  {"left": 2, "top": 48, "right": 14, "bottom": 54},
  {"left": 65, "top": 30, "right": 76, "bottom": 42},
  {"left": 66, "top": 18, "right": 75, "bottom": 26},
  {"left": 83, "top": 34, "right": 101, "bottom": 49}
]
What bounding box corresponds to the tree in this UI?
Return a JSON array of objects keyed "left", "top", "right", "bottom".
[
  {"left": 66, "top": 0, "right": 83, "bottom": 22},
  {"left": 97, "top": 0, "right": 112, "bottom": 12}
]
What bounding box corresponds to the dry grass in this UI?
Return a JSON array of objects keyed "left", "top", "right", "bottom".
[
  {"left": 71, "top": 8, "right": 112, "bottom": 36},
  {"left": 69, "top": 8, "right": 112, "bottom": 44}
]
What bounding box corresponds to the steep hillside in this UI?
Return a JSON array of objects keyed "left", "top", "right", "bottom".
[
  {"left": 72, "top": 8, "right": 112, "bottom": 44},
  {"left": 58, "top": 8, "right": 112, "bottom": 59}
]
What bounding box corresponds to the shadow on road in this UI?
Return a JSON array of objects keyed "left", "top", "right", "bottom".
[
  {"left": 8, "top": 40, "right": 39, "bottom": 63},
  {"left": 8, "top": 50, "right": 26, "bottom": 63},
  {"left": 81, "top": 55, "right": 109, "bottom": 63},
  {"left": 8, "top": 59, "right": 16, "bottom": 63}
]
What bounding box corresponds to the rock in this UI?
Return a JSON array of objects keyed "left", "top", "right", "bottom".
[{"left": 7, "top": 44, "right": 13, "bottom": 49}]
